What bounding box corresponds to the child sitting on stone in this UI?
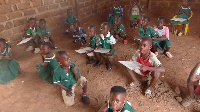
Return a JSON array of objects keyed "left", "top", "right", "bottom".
[
  {"left": 127, "top": 38, "right": 165, "bottom": 95},
  {"left": 98, "top": 86, "right": 135, "bottom": 112},
  {"left": 65, "top": 9, "right": 78, "bottom": 34},
  {"left": 55, "top": 50, "right": 90, "bottom": 106}
]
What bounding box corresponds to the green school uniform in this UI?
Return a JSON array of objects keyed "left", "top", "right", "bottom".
[
  {"left": 27, "top": 26, "right": 40, "bottom": 44},
  {"left": 108, "top": 6, "right": 122, "bottom": 24},
  {"left": 37, "top": 26, "right": 51, "bottom": 37},
  {"left": 0, "top": 44, "right": 19, "bottom": 85},
  {"left": 36, "top": 54, "right": 65, "bottom": 84},
  {"left": 139, "top": 26, "right": 158, "bottom": 38},
  {"left": 89, "top": 34, "right": 99, "bottom": 49},
  {"left": 65, "top": 16, "right": 78, "bottom": 24},
  {"left": 97, "top": 32, "right": 116, "bottom": 56},
  {"left": 53, "top": 62, "right": 81, "bottom": 89},
  {"left": 106, "top": 101, "right": 135, "bottom": 112},
  {"left": 115, "top": 24, "right": 126, "bottom": 35},
  {"left": 171, "top": 6, "right": 191, "bottom": 25}
]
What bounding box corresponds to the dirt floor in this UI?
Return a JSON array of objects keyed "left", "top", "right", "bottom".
[{"left": 0, "top": 6, "right": 200, "bottom": 112}]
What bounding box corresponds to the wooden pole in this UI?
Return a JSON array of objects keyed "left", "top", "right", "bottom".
[{"left": 148, "top": 0, "right": 151, "bottom": 10}]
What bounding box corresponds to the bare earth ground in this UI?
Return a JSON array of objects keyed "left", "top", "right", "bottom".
[{"left": 0, "top": 6, "right": 200, "bottom": 112}]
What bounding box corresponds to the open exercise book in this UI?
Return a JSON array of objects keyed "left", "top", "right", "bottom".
[
  {"left": 170, "top": 18, "right": 187, "bottom": 22},
  {"left": 94, "top": 48, "right": 110, "bottom": 53},
  {"left": 119, "top": 61, "right": 142, "bottom": 70},
  {"left": 75, "top": 47, "right": 94, "bottom": 54},
  {"left": 17, "top": 38, "right": 32, "bottom": 45}
]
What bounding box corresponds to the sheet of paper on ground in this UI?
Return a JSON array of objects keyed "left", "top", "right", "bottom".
[
  {"left": 119, "top": 61, "right": 142, "bottom": 70},
  {"left": 94, "top": 48, "right": 111, "bottom": 53},
  {"left": 17, "top": 38, "right": 32, "bottom": 45},
  {"left": 75, "top": 47, "right": 94, "bottom": 54}
]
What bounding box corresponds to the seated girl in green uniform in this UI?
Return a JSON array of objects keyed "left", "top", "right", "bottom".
[
  {"left": 98, "top": 86, "right": 135, "bottom": 112},
  {"left": 65, "top": 9, "right": 78, "bottom": 34},
  {"left": 55, "top": 50, "right": 90, "bottom": 106},
  {"left": 86, "top": 25, "right": 99, "bottom": 65},
  {"left": 153, "top": 16, "right": 173, "bottom": 58},
  {"left": 111, "top": 17, "right": 127, "bottom": 44},
  {"left": 36, "top": 42, "right": 63, "bottom": 84},
  {"left": 95, "top": 22, "right": 116, "bottom": 70},
  {"left": 0, "top": 38, "right": 21, "bottom": 85},
  {"left": 108, "top": 0, "right": 122, "bottom": 26},
  {"left": 170, "top": 0, "right": 191, "bottom": 36},
  {"left": 22, "top": 18, "right": 41, "bottom": 54},
  {"left": 38, "top": 19, "right": 57, "bottom": 49}
]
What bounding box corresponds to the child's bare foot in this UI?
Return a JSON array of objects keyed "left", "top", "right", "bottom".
[{"left": 106, "top": 63, "right": 112, "bottom": 70}]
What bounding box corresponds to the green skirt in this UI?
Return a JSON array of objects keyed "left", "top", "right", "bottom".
[
  {"left": 153, "top": 40, "right": 171, "bottom": 51},
  {"left": 0, "top": 59, "right": 19, "bottom": 85}
]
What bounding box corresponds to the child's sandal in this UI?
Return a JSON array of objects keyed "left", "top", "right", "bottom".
[
  {"left": 145, "top": 89, "right": 152, "bottom": 95},
  {"left": 165, "top": 52, "right": 173, "bottom": 58},
  {"left": 181, "top": 96, "right": 195, "bottom": 107},
  {"left": 178, "top": 32, "right": 183, "bottom": 36},
  {"left": 123, "top": 40, "right": 128, "bottom": 44},
  {"left": 174, "top": 30, "right": 177, "bottom": 35},
  {"left": 129, "top": 82, "right": 141, "bottom": 88}
]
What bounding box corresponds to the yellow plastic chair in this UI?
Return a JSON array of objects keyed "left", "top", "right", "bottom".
[{"left": 172, "top": 11, "right": 193, "bottom": 35}]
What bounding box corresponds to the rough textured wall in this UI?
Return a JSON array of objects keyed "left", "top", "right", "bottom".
[{"left": 0, "top": 0, "right": 75, "bottom": 43}]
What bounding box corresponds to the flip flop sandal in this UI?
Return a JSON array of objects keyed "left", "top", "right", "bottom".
[
  {"left": 129, "top": 82, "right": 141, "bottom": 88},
  {"left": 178, "top": 32, "right": 183, "bottom": 36},
  {"left": 145, "top": 89, "right": 152, "bottom": 95},
  {"left": 154, "top": 52, "right": 158, "bottom": 56},
  {"left": 165, "top": 52, "right": 173, "bottom": 58},
  {"left": 123, "top": 40, "right": 128, "bottom": 44},
  {"left": 174, "top": 30, "right": 177, "bottom": 35},
  {"left": 181, "top": 96, "right": 195, "bottom": 107}
]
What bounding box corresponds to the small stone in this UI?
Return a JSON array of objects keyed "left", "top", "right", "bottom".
[{"left": 175, "top": 96, "right": 182, "bottom": 102}]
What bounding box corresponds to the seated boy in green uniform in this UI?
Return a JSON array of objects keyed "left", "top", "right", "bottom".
[
  {"left": 23, "top": 18, "right": 40, "bottom": 54},
  {"left": 86, "top": 25, "right": 99, "bottom": 65},
  {"left": 38, "top": 19, "right": 56, "bottom": 49},
  {"left": 65, "top": 9, "right": 78, "bottom": 34},
  {"left": 95, "top": 22, "right": 116, "bottom": 70},
  {"left": 54, "top": 50, "right": 90, "bottom": 106},
  {"left": 98, "top": 86, "right": 135, "bottom": 112},
  {"left": 134, "top": 16, "right": 158, "bottom": 55},
  {"left": 111, "top": 17, "right": 127, "bottom": 44}
]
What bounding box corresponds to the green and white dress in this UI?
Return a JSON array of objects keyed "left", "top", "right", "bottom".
[
  {"left": 97, "top": 32, "right": 116, "bottom": 56},
  {"left": 89, "top": 34, "right": 99, "bottom": 49},
  {"left": 108, "top": 6, "right": 122, "bottom": 24},
  {"left": 0, "top": 44, "right": 19, "bottom": 85},
  {"left": 170, "top": 6, "right": 191, "bottom": 25},
  {"left": 106, "top": 100, "right": 135, "bottom": 112},
  {"left": 27, "top": 26, "right": 40, "bottom": 44},
  {"left": 36, "top": 54, "right": 65, "bottom": 84}
]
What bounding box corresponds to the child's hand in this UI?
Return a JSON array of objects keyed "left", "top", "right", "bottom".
[
  {"left": 140, "top": 65, "right": 149, "bottom": 72},
  {"left": 1, "top": 55, "right": 10, "bottom": 60},
  {"left": 66, "top": 89, "right": 73, "bottom": 96}
]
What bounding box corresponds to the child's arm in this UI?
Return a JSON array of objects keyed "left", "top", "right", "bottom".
[
  {"left": 71, "top": 67, "right": 81, "bottom": 80},
  {"left": 140, "top": 64, "right": 165, "bottom": 73},
  {"left": 106, "top": 44, "right": 114, "bottom": 55},
  {"left": 57, "top": 83, "right": 73, "bottom": 96},
  {"left": 98, "top": 102, "right": 108, "bottom": 112},
  {"left": 188, "top": 63, "right": 200, "bottom": 82},
  {"left": 1, "top": 49, "right": 13, "bottom": 60}
]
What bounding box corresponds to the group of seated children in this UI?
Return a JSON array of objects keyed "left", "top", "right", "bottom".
[{"left": 23, "top": 18, "right": 56, "bottom": 54}]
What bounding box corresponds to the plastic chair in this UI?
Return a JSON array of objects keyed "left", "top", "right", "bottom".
[{"left": 172, "top": 11, "right": 193, "bottom": 35}]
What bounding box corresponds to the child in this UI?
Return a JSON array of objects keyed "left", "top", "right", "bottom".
[
  {"left": 98, "top": 86, "right": 135, "bottom": 112},
  {"left": 73, "top": 20, "right": 87, "bottom": 45},
  {"left": 65, "top": 9, "right": 78, "bottom": 34},
  {"left": 55, "top": 50, "right": 90, "bottom": 106},
  {"left": 135, "top": 16, "right": 158, "bottom": 55},
  {"left": 181, "top": 63, "right": 200, "bottom": 107},
  {"left": 86, "top": 25, "right": 99, "bottom": 65},
  {"left": 171, "top": 0, "right": 191, "bottom": 36},
  {"left": 108, "top": 0, "right": 122, "bottom": 26},
  {"left": 0, "top": 38, "right": 21, "bottom": 84},
  {"left": 38, "top": 19, "right": 56, "bottom": 49},
  {"left": 130, "top": 0, "right": 142, "bottom": 28},
  {"left": 127, "top": 38, "right": 165, "bottom": 95},
  {"left": 36, "top": 42, "right": 63, "bottom": 84},
  {"left": 112, "top": 17, "right": 127, "bottom": 44},
  {"left": 23, "top": 18, "right": 40, "bottom": 54},
  {"left": 95, "top": 22, "right": 116, "bottom": 70},
  {"left": 153, "top": 16, "right": 173, "bottom": 58}
]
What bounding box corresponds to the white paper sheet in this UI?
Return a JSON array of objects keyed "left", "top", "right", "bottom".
[
  {"left": 75, "top": 47, "right": 94, "bottom": 54},
  {"left": 119, "top": 61, "right": 142, "bottom": 70},
  {"left": 17, "top": 38, "right": 32, "bottom": 45},
  {"left": 170, "top": 18, "right": 187, "bottom": 22},
  {"left": 94, "top": 48, "right": 111, "bottom": 53}
]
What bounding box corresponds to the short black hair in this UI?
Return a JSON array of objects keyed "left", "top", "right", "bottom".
[
  {"left": 39, "top": 19, "right": 46, "bottom": 24},
  {"left": 101, "top": 22, "right": 111, "bottom": 28},
  {"left": 157, "top": 16, "right": 166, "bottom": 22},
  {"left": 110, "top": 86, "right": 126, "bottom": 94},
  {"left": 141, "top": 37, "right": 152, "bottom": 46},
  {"left": 88, "top": 24, "right": 96, "bottom": 30},
  {"left": 57, "top": 50, "right": 70, "bottom": 56},
  {"left": 42, "top": 42, "right": 53, "bottom": 49},
  {"left": 28, "top": 18, "right": 36, "bottom": 22},
  {"left": 143, "top": 16, "right": 150, "bottom": 22},
  {"left": 67, "top": 9, "right": 72, "bottom": 12},
  {"left": 0, "top": 38, "right": 6, "bottom": 44}
]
